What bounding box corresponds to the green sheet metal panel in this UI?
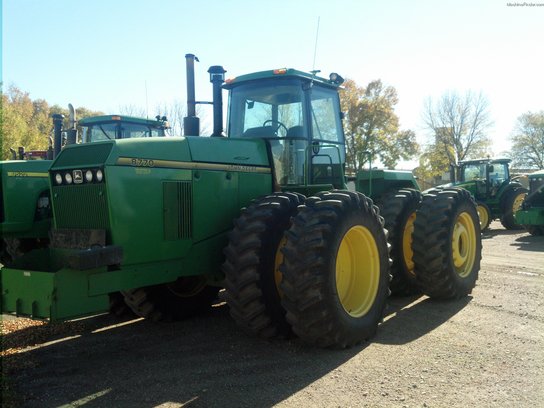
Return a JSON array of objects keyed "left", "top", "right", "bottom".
[{"left": 1, "top": 160, "right": 51, "bottom": 235}]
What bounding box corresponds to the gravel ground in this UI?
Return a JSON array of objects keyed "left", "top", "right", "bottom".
[{"left": 2, "top": 220, "right": 543, "bottom": 408}]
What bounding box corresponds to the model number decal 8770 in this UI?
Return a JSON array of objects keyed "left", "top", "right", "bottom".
[{"left": 131, "top": 158, "right": 155, "bottom": 167}]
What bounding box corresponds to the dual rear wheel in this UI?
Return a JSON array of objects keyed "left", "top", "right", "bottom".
[{"left": 223, "top": 188, "right": 481, "bottom": 348}]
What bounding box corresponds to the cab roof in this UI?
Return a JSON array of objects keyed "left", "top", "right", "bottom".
[
  {"left": 223, "top": 68, "right": 341, "bottom": 90},
  {"left": 79, "top": 115, "right": 167, "bottom": 127},
  {"left": 459, "top": 158, "right": 511, "bottom": 165}
]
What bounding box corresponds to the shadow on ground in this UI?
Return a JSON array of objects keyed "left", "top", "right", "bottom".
[
  {"left": 2, "top": 294, "right": 471, "bottom": 408},
  {"left": 510, "top": 234, "right": 544, "bottom": 252}
]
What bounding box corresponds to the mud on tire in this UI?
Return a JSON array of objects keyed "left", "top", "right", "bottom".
[
  {"left": 412, "top": 188, "right": 482, "bottom": 299},
  {"left": 280, "top": 190, "right": 390, "bottom": 348}
]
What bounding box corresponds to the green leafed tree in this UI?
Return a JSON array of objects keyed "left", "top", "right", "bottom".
[
  {"left": 510, "top": 111, "right": 544, "bottom": 169},
  {"left": 340, "top": 79, "right": 419, "bottom": 172}
]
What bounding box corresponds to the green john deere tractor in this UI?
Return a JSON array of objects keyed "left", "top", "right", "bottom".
[
  {"left": 446, "top": 158, "right": 528, "bottom": 231},
  {"left": 515, "top": 170, "right": 544, "bottom": 236},
  {"left": 0, "top": 54, "right": 482, "bottom": 348},
  {"left": 0, "top": 112, "right": 169, "bottom": 265}
]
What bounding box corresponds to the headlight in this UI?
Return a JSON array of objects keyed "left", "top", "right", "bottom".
[
  {"left": 96, "top": 169, "right": 103, "bottom": 182},
  {"left": 85, "top": 170, "right": 93, "bottom": 182},
  {"left": 65, "top": 173, "right": 73, "bottom": 184},
  {"left": 55, "top": 173, "right": 63, "bottom": 185}
]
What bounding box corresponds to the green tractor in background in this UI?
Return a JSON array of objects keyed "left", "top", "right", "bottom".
[
  {"left": 446, "top": 158, "right": 528, "bottom": 231},
  {"left": 0, "top": 111, "right": 169, "bottom": 266},
  {"left": 0, "top": 55, "right": 482, "bottom": 348},
  {"left": 515, "top": 170, "right": 544, "bottom": 236}
]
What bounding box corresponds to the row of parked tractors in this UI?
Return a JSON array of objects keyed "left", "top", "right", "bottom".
[{"left": 1, "top": 54, "right": 541, "bottom": 348}]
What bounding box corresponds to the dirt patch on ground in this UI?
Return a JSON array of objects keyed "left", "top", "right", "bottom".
[{"left": 2, "top": 221, "right": 543, "bottom": 407}]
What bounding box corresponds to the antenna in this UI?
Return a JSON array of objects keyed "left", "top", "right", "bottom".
[
  {"left": 145, "top": 80, "right": 149, "bottom": 119},
  {"left": 312, "top": 16, "right": 321, "bottom": 72}
]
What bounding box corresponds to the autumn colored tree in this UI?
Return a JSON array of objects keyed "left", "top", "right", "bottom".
[
  {"left": 340, "top": 79, "right": 418, "bottom": 172},
  {"left": 1, "top": 85, "right": 104, "bottom": 159},
  {"left": 510, "top": 111, "right": 544, "bottom": 169}
]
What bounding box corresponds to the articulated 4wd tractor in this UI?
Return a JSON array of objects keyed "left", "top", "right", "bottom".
[
  {"left": 515, "top": 170, "right": 544, "bottom": 236},
  {"left": 0, "top": 113, "right": 169, "bottom": 266},
  {"left": 0, "top": 55, "right": 482, "bottom": 348},
  {"left": 446, "top": 158, "right": 528, "bottom": 231}
]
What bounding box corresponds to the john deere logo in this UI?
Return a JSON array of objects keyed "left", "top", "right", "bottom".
[{"left": 73, "top": 170, "right": 83, "bottom": 184}]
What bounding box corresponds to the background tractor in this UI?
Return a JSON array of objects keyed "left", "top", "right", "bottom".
[
  {"left": 515, "top": 170, "right": 544, "bottom": 236},
  {"left": 445, "top": 158, "right": 528, "bottom": 231},
  {"left": 0, "top": 54, "right": 482, "bottom": 348}
]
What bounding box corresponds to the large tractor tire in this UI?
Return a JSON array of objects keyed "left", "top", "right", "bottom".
[
  {"left": 380, "top": 189, "right": 423, "bottom": 296},
  {"left": 476, "top": 201, "right": 492, "bottom": 231},
  {"left": 222, "top": 192, "right": 305, "bottom": 338},
  {"left": 412, "top": 188, "right": 481, "bottom": 299},
  {"left": 122, "top": 276, "right": 219, "bottom": 321},
  {"left": 280, "top": 190, "right": 390, "bottom": 348},
  {"left": 500, "top": 188, "right": 528, "bottom": 230}
]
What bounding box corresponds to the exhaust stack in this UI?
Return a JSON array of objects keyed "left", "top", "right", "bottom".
[
  {"left": 52, "top": 114, "right": 64, "bottom": 158},
  {"left": 183, "top": 54, "right": 200, "bottom": 136},
  {"left": 65, "top": 104, "right": 78, "bottom": 145},
  {"left": 208, "top": 65, "right": 226, "bottom": 137}
]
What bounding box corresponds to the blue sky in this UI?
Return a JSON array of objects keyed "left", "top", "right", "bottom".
[{"left": 3, "top": 0, "right": 543, "bottom": 167}]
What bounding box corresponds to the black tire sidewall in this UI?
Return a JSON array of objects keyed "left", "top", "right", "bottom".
[
  {"left": 322, "top": 206, "right": 390, "bottom": 339},
  {"left": 446, "top": 198, "right": 481, "bottom": 293}
]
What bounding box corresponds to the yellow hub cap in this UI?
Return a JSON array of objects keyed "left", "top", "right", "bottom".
[
  {"left": 335, "top": 225, "right": 380, "bottom": 317},
  {"left": 451, "top": 212, "right": 477, "bottom": 278},
  {"left": 274, "top": 237, "right": 287, "bottom": 296},
  {"left": 476, "top": 205, "right": 489, "bottom": 229},
  {"left": 402, "top": 212, "right": 416, "bottom": 276},
  {"left": 512, "top": 193, "right": 526, "bottom": 213}
]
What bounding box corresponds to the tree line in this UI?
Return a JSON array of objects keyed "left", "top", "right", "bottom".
[{"left": 2, "top": 83, "right": 542, "bottom": 175}]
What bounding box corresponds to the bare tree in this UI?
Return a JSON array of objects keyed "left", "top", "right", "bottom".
[
  {"left": 118, "top": 104, "right": 147, "bottom": 118},
  {"left": 155, "top": 100, "right": 210, "bottom": 137},
  {"left": 423, "top": 90, "right": 492, "bottom": 165},
  {"left": 510, "top": 111, "right": 544, "bottom": 169}
]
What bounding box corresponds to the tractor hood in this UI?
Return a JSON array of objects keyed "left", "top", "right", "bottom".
[
  {"left": 1, "top": 159, "right": 52, "bottom": 176},
  {"left": 51, "top": 136, "right": 270, "bottom": 171}
]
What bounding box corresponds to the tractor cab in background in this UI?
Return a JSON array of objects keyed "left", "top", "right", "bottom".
[
  {"left": 458, "top": 158, "right": 510, "bottom": 199},
  {"left": 80, "top": 115, "right": 169, "bottom": 143},
  {"left": 448, "top": 158, "right": 527, "bottom": 230},
  {"left": 224, "top": 69, "right": 346, "bottom": 193}
]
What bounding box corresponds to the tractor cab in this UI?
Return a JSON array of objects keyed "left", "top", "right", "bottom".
[
  {"left": 80, "top": 115, "right": 169, "bottom": 143},
  {"left": 225, "top": 69, "right": 346, "bottom": 193},
  {"left": 458, "top": 158, "right": 511, "bottom": 199}
]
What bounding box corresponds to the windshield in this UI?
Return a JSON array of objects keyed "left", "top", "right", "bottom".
[
  {"left": 82, "top": 123, "right": 164, "bottom": 143},
  {"left": 462, "top": 163, "right": 487, "bottom": 181},
  {"left": 228, "top": 80, "right": 305, "bottom": 139}
]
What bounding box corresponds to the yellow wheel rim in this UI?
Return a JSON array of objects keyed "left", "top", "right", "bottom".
[
  {"left": 512, "top": 193, "right": 526, "bottom": 213},
  {"left": 274, "top": 237, "right": 287, "bottom": 296},
  {"left": 451, "top": 212, "right": 477, "bottom": 278},
  {"left": 476, "top": 205, "right": 489, "bottom": 230},
  {"left": 335, "top": 225, "right": 380, "bottom": 317},
  {"left": 402, "top": 212, "right": 416, "bottom": 276}
]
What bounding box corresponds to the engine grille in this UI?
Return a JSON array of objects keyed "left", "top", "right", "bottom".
[
  {"left": 52, "top": 184, "right": 109, "bottom": 229},
  {"left": 528, "top": 176, "right": 544, "bottom": 207}
]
